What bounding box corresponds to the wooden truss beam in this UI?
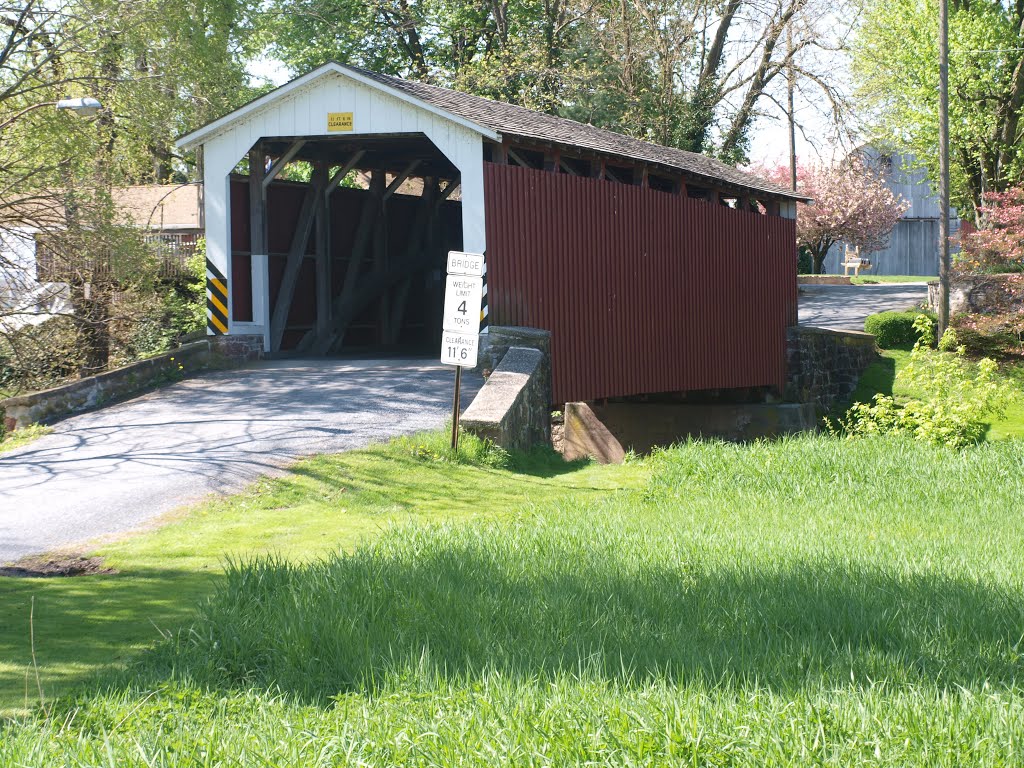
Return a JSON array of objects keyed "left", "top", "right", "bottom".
[
  {"left": 269, "top": 161, "right": 325, "bottom": 351},
  {"left": 311, "top": 173, "right": 452, "bottom": 354},
  {"left": 438, "top": 176, "right": 460, "bottom": 201},
  {"left": 325, "top": 150, "right": 366, "bottom": 198},
  {"left": 383, "top": 160, "right": 421, "bottom": 200},
  {"left": 263, "top": 140, "right": 307, "bottom": 189}
]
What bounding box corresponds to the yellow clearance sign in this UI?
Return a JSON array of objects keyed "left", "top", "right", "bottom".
[{"left": 327, "top": 112, "right": 354, "bottom": 132}]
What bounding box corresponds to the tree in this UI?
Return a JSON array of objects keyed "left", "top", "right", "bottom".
[
  {"left": 258, "top": 0, "right": 596, "bottom": 115},
  {"left": 758, "top": 158, "right": 909, "bottom": 273},
  {"left": 568, "top": 0, "right": 855, "bottom": 161},
  {"left": 258, "top": 0, "right": 855, "bottom": 162},
  {"left": 959, "top": 187, "right": 1024, "bottom": 274},
  {"left": 853, "top": 0, "right": 1024, "bottom": 223},
  {"left": 1, "top": 0, "right": 258, "bottom": 384}
]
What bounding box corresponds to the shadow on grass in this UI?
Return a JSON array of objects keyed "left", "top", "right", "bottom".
[
  {"left": 0, "top": 568, "right": 215, "bottom": 713},
  {"left": 130, "top": 542, "right": 1024, "bottom": 704},
  {"left": 508, "top": 446, "right": 590, "bottom": 478},
  {"left": 834, "top": 353, "right": 899, "bottom": 417}
]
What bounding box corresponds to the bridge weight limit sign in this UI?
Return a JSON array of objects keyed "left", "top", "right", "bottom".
[{"left": 441, "top": 251, "right": 485, "bottom": 451}]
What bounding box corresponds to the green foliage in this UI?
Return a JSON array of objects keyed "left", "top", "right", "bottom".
[
  {"left": 843, "top": 320, "right": 1017, "bottom": 447},
  {"left": 258, "top": 0, "right": 831, "bottom": 164},
  {"left": 953, "top": 311, "right": 1024, "bottom": 358},
  {"left": 853, "top": 0, "right": 1024, "bottom": 217},
  {"left": 0, "top": 423, "right": 52, "bottom": 452},
  {"left": 863, "top": 310, "right": 933, "bottom": 348},
  {"left": 396, "top": 428, "right": 512, "bottom": 469},
  {"left": 797, "top": 246, "right": 813, "bottom": 274},
  {"left": 0, "top": 316, "right": 84, "bottom": 394}
]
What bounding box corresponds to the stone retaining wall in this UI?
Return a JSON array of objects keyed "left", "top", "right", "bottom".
[
  {"left": 1, "top": 334, "right": 264, "bottom": 431},
  {"left": 785, "top": 326, "right": 877, "bottom": 414},
  {"left": 928, "top": 274, "right": 1024, "bottom": 315},
  {"left": 478, "top": 326, "right": 551, "bottom": 378}
]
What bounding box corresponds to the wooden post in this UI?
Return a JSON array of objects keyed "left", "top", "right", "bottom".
[
  {"left": 269, "top": 166, "right": 326, "bottom": 351},
  {"left": 315, "top": 158, "right": 331, "bottom": 339},
  {"left": 938, "top": 0, "right": 951, "bottom": 336},
  {"left": 248, "top": 145, "right": 267, "bottom": 330},
  {"left": 248, "top": 144, "right": 267, "bottom": 255},
  {"left": 374, "top": 174, "right": 389, "bottom": 345}
]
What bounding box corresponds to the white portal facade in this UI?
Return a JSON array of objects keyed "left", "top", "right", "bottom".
[{"left": 178, "top": 63, "right": 493, "bottom": 346}]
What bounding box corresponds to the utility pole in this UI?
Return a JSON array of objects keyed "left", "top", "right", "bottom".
[
  {"left": 938, "top": 0, "right": 951, "bottom": 336},
  {"left": 788, "top": 24, "right": 797, "bottom": 192}
]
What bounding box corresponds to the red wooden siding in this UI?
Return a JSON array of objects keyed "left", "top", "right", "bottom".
[{"left": 483, "top": 163, "right": 798, "bottom": 404}]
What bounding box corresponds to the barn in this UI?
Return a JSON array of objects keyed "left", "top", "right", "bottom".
[{"left": 177, "top": 62, "right": 804, "bottom": 405}]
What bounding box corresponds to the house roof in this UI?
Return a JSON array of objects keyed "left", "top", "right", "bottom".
[
  {"left": 113, "top": 184, "right": 202, "bottom": 229},
  {"left": 179, "top": 62, "right": 805, "bottom": 202},
  {"left": 0, "top": 185, "right": 202, "bottom": 231}
]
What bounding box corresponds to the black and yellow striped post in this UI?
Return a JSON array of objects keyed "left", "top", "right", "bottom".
[
  {"left": 206, "top": 259, "right": 229, "bottom": 335},
  {"left": 479, "top": 258, "right": 488, "bottom": 333}
]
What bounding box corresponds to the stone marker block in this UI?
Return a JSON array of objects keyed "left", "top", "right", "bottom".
[{"left": 563, "top": 402, "right": 626, "bottom": 464}]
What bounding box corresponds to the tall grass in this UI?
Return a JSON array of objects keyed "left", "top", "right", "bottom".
[{"left": 2, "top": 435, "right": 1023, "bottom": 766}]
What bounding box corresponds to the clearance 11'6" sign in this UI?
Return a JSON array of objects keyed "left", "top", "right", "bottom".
[
  {"left": 327, "top": 112, "right": 354, "bottom": 132},
  {"left": 441, "top": 251, "right": 485, "bottom": 367}
]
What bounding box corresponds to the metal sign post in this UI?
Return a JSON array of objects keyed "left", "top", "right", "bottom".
[
  {"left": 441, "top": 251, "right": 485, "bottom": 452},
  {"left": 450, "top": 365, "right": 462, "bottom": 452}
]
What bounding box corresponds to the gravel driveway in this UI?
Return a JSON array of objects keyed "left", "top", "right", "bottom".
[
  {"left": 0, "top": 358, "right": 479, "bottom": 563},
  {"left": 798, "top": 283, "right": 931, "bottom": 332}
]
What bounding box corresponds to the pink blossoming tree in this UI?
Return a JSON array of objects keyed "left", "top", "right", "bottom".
[
  {"left": 756, "top": 160, "right": 909, "bottom": 274},
  {"left": 959, "top": 187, "right": 1024, "bottom": 274}
]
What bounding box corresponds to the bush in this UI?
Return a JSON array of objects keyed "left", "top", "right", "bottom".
[
  {"left": 797, "top": 246, "right": 813, "bottom": 274},
  {"left": 0, "top": 316, "right": 85, "bottom": 395},
  {"left": 864, "top": 310, "right": 934, "bottom": 348},
  {"left": 952, "top": 312, "right": 1024, "bottom": 358},
  {"left": 842, "top": 319, "right": 1017, "bottom": 447}
]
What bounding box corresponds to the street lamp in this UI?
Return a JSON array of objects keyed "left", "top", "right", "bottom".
[
  {"left": 0, "top": 96, "right": 103, "bottom": 132},
  {"left": 56, "top": 97, "right": 102, "bottom": 117}
]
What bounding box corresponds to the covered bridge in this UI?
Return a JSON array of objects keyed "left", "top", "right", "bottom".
[{"left": 178, "top": 63, "right": 804, "bottom": 404}]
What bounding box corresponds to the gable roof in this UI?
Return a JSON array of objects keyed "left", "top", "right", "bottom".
[{"left": 179, "top": 62, "right": 804, "bottom": 202}]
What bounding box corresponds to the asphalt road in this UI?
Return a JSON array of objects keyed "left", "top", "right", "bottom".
[
  {"left": 0, "top": 358, "right": 479, "bottom": 564},
  {"left": 798, "top": 283, "right": 931, "bottom": 332}
]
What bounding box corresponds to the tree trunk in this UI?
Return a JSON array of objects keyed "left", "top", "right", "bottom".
[
  {"left": 812, "top": 248, "right": 828, "bottom": 274},
  {"left": 70, "top": 282, "right": 110, "bottom": 376}
]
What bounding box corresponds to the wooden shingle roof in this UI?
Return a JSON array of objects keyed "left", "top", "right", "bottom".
[
  {"left": 179, "top": 62, "right": 804, "bottom": 202},
  {"left": 345, "top": 64, "right": 803, "bottom": 202}
]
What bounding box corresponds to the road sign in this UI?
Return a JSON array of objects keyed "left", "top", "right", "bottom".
[
  {"left": 442, "top": 275, "right": 483, "bottom": 334},
  {"left": 441, "top": 330, "right": 479, "bottom": 367},
  {"left": 441, "top": 251, "right": 486, "bottom": 449},
  {"left": 447, "top": 250, "right": 485, "bottom": 277}
]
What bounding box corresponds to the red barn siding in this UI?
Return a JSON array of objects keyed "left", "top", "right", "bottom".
[{"left": 483, "top": 163, "right": 798, "bottom": 404}]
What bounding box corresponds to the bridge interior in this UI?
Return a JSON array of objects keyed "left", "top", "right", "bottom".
[{"left": 232, "top": 134, "right": 463, "bottom": 354}]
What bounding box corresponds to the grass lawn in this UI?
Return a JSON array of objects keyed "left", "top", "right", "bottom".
[
  {"left": 2, "top": 429, "right": 1023, "bottom": 766},
  {"left": 0, "top": 434, "right": 640, "bottom": 717},
  {"left": 799, "top": 274, "right": 934, "bottom": 284},
  {"left": 850, "top": 275, "right": 935, "bottom": 284}
]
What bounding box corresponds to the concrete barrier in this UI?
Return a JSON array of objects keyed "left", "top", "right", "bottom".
[
  {"left": 462, "top": 346, "right": 551, "bottom": 452},
  {"left": 1, "top": 334, "right": 263, "bottom": 431},
  {"left": 563, "top": 401, "right": 817, "bottom": 463}
]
